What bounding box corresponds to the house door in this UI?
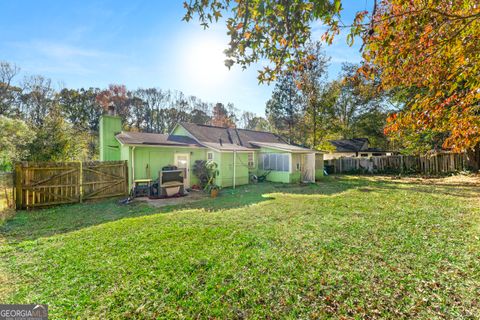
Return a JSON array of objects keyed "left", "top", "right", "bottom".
[
  {"left": 174, "top": 153, "right": 190, "bottom": 188},
  {"left": 301, "top": 153, "right": 315, "bottom": 182}
]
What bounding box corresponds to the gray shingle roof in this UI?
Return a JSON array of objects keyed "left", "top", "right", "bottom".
[
  {"left": 116, "top": 132, "right": 203, "bottom": 147},
  {"left": 115, "top": 122, "right": 317, "bottom": 153},
  {"left": 179, "top": 122, "right": 289, "bottom": 150},
  {"left": 200, "top": 142, "right": 253, "bottom": 152},
  {"left": 249, "top": 141, "right": 316, "bottom": 153},
  {"left": 329, "top": 138, "right": 369, "bottom": 152}
]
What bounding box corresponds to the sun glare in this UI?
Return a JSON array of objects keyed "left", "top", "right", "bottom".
[{"left": 183, "top": 38, "right": 230, "bottom": 87}]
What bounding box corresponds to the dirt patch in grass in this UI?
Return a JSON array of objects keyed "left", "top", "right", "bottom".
[
  {"left": 136, "top": 190, "right": 209, "bottom": 208},
  {"left": 357, "top": 187, "right": 374, "bottom": 192},
  {"left": 374, "top": 173, "right": 480, "bottom": 186}
]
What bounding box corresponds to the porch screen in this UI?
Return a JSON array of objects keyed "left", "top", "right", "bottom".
[{"left": 259, "top": 153, "right": 289, "bottom": 172}]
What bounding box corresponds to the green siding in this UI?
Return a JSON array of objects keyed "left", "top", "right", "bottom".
[
  {"left": 207, "top": 150, "right": 220, "bottom": 163},
  {"left": 213, "top": 150, "right": 222, "bottom": 187},
  {"left": 99, "top": 115, "right": 122, "bottom": 161},
  {"left": 120, "top": 144, "right": 132, "bottom": 187},
  {"left": 170, "top": 124, "right": 254, "bottom": 187},
  {"left": 171, "top": 125, "right": 193, "bottom": 138},
  {"left": 248, "top": 151, "right": 258, "bottom": 183},
  {"left": 258, "top": 170, "right": 291, "bottom": 183},
  {"left": 258, "top": 147, "right": 292, "bottom": 183},
  {"left": 257, "top": 148, "right": 321, "bottom": 183},
  {"left": 217, "top": 152, "right": 250, "bottom": 187},
  {"left": 127, "top": 146, "right": 206, "bottom": 189},
  {"left": 119, "top": 145, "right": 316, "bottom": 189},
  {"left": 290, "top": 172, "right": 301, "bottom": 183},
  {"left": 101, "top": 120, "right": 321, "bottom": 189},
  {"left": 208, "top": 151, "right": 226, "bottom": 187}
]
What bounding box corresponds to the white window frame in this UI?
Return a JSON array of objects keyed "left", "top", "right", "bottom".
[
  {"left": 260, "top": 153, "right": 290, "bottom": 172},
  {"left": 247, "top": 152, "right": 254, "bottom": 168},
  {"left": 207, "top": 151, "right": 214, "bottom": 161}
]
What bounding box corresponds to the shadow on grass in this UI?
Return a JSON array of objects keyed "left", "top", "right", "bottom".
[
  {"left": 9, "top": 174, "right": 474, "bottom": 243},
  {"left": 0, "top": 176, "right": 365, "bottom": 243},
  {"left": 371, "top": 176, "right": 480, "bottom": 199},
  {"left": 182, "top": 177, "right": 366, "bottom": 212},
  {"left": 0, "top": 200, "right": 158, "bottom": 244}
]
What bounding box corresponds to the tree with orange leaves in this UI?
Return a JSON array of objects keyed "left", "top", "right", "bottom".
[
  {"left": 356, "top": 0, "right": 480, "bottom": 168},
  {"left": 210, "top": 102, "right": 237, "bottom": 128},
  {"left": 185, "top": 0, "right": 480, "bottom": 168},
  {"left": 96, "top": 84, "right": 130, "bottom": 124}
]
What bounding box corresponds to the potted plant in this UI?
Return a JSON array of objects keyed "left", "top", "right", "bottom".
[
  {"left": 192, "top": 160, "right": 209, "bottom": 187},
  {"left": 206, "top": 184, "right": 220, "bottom": 198},
  {"left": 204, "top": 160, "right": 220, "bottom": 198}
]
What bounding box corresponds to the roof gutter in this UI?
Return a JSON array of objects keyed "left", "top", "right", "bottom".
[
  {"left": 250, "top": 142, "right": 323, "bottom": 153},
  {"left": 119, "top": 143, "right": 206, "bottom": 149}
]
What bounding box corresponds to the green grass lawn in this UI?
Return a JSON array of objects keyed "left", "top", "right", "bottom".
[{"left": 1, "top": 176, "right": 479, "bottom": 319}]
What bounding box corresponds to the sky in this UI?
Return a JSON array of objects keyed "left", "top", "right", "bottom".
[{"left": 0, "top": 0, "right": 373, "bottom": 116}]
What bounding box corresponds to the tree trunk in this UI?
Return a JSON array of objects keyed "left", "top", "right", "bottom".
[
  {"left": 312, "top": 102, "right": 317, "bottom": 148},
  {"left": 466, "top": 143, "right": 480, "bottom": 172}
]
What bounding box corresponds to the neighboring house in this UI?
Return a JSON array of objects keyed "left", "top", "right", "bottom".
[
  {"left": 100, "top": 114, "right": 323, "bottom": 189},
  {"left": 324, "top": 138, "right": 392, "bottom": 160}
]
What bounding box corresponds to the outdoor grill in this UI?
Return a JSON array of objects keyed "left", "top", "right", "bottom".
[{"left": 150, "top": 166, "right": 185, "bottom": 198}]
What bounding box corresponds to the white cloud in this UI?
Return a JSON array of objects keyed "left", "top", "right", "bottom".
[
  {"left": 5, "top": 40, "right": 124, "bottom": 77},
  {"left": 9, "top": 40, "right": 118, "bottom": 60}
]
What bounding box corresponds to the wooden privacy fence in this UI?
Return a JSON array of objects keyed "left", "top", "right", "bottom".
[
  {"left": 326, "top": 153, "right": 468, "bottom": 175},
  {"left": 14, "top": 161, "right": 128, "bottom": 210}
]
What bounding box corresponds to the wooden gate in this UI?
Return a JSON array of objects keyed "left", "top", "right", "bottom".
[
  {"left": 82, "top": 161, "right": 128, "bottom": 201},
  {"left": 15, "top": 161, "right": 128, "bottom": 209}
]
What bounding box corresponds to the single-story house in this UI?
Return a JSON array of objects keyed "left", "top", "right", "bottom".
[
  {"left": 323, "top": 138, "right": 392, "bottom": 160},
  {"left": 99, "top": 114, "right": 323, "bottom": 189}
]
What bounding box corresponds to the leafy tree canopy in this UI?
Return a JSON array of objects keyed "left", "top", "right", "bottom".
[
  {"left": 0, "top": 116, "right": 35, "bottom": 170},
  {"left": 265, "top": 72, "right": 303, "bottom": 142},
  {"left": 183, "top": 0, "right": 341, "bottom": 82},
  {"left": 363, "top": 1, "right": 480, "bottom": 153},
  {"left": 184, "top": 0, "right": 480, "bottom": 155}
]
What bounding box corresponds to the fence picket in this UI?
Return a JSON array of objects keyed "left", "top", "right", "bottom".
[
  {"left": 326, "top": 152, "right": 467, "bottom": 175},
  {"left": 14, "top": 161, "right": 128, "bottom": 210}
]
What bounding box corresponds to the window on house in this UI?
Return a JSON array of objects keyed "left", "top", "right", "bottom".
[
  {"left": 207, "top": 152, "right": 213, "bottom": 161},
  {"left": 360, "top": 153, "right": 369, "bottom": 157},
  {"left": 260, "top": 153, "right": 290, "bottom": 172},
  {"left": 247, "top": 152, "right": 254, "bottom": 168}
]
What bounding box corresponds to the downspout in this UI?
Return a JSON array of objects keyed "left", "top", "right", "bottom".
[
  {"left": 311, "top": 152, "right": 315, "bottom": 182},
  {"left": 131, "top": 146, "right": 136, "bottom": 184},
  {"left": 233, "top": 150, "right": 236, "bottom": 189}
]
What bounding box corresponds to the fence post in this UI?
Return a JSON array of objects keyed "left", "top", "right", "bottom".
[
  {"left": 14, "top": 163, "right": 23, "bottom": 210},
  {"left": 79, "top": 161, "right": 83, "bottom": 203},
  {"left": 11, "top": 170, "right": 15, "bottom": 209},
  {"left": 124, "top": 160, "right": 129, "bottom": 195}
]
